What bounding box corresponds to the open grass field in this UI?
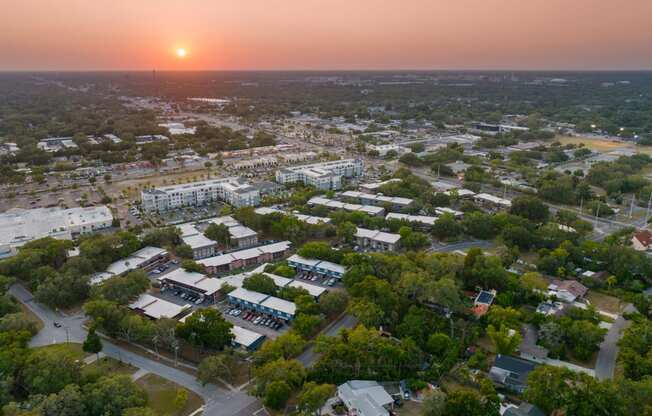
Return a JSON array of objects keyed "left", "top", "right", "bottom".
[
  {"left": 35, "top": 342, "right": 89, "bottom": 359},
  {"left": 586, "top": 291, "right": 621, "bottom": 315},
  {"left": 137, "top": 373, "right": 204, "bottom": 416},
  {"left": 82, "top": 356, "right": 138, "bottom": 377},
  {"left": 557, "top": 135, "right": 652, "bottom": 155},
  {"left": 397, "top": 400, "right": 423, "bottom": 416}
]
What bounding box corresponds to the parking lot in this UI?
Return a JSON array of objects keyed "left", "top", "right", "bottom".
[
  {"left": 295, "top": 270, "right": 340, "bottom": 288},
  {"left": 215, "top": 301, "right": 288, "bottom": 340}
]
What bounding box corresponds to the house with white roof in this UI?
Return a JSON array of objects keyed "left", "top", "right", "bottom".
[
  {"left": 337, "top": 380, "right": 394, "bottom": 416},
  {"left": 129, "top": 294, "right": 189, "bottom": 320}
]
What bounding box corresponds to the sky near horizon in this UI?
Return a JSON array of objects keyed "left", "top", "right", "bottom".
[{"left": 2, "top": 0, "right": 652, "bottom": 71}]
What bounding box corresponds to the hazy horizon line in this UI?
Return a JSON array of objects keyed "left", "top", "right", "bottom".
[{"left": 2, "top": 68, "right": 652, "bottom": 74}]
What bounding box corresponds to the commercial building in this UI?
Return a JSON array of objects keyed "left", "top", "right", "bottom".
[
  {"left": 158, "top": 268, "right": 222, "bottom": 302},
  {"left": 90, "top": 246, "right": 169, "bottom": 285},
  {"left": 227, "top": 287, "right": 296, "bottom": 321},
  {"left": 0, "top": 206, "right": 113, "bottom": 259},
  {"left": 141, "top": 177, "right": 260, "bottom": 212},
  {"left": 367, "top": 143, "right": 403, "bottom": 156},
  {"left": 197, "top": 241, "right": 292, "bottom": 275},
  {"left": 37, "top": 137, "right": 79, "bottom": 152},
  {"left": 337, "top": 380, "right": 394, "bottom": 416},
  {"left": 129, "top": 294, "right": 190, "bottom": 320},
  {"left": 341, "top": 191, "right": 414, "bottom": 210},
  {"left": 287, "top": 254, "right": 346, "bottom": 279},
  {"left": 275, "top": 159, "right": 363, "bottom": 190},
  {"left": 354, "top": 228, "right": 401, "bottom": 251},
  {"left": 308, "top": 196, "right": 385, "bottom": 216}
]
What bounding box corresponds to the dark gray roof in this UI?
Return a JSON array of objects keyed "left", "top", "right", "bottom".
[{"left": 504, "top": 403, "right": 545, "bottom": 416}]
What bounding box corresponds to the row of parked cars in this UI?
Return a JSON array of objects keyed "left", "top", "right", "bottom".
[
  {"left": 149, "top": 259, "right": 178, "bottom": 275},
  {"left": 296, "top": 271, "right": 338, "bottom": 287},
  {"left": 226, "top": 307, "right": 284, "bottom": 330},
  {"left": 161, "top": 285, "right": 205, "bottom": 305}
]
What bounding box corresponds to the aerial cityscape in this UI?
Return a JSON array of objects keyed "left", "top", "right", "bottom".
[{"left": 1, "top": 2, "right": 652, "bottom": 416}]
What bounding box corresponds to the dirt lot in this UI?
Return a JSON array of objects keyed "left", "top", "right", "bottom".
[{"left": 557, "top": 135, "right": 652, "bottom": 155}]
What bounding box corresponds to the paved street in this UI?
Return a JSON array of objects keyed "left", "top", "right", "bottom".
[
  {"left": 298, "top": 314, "right": 358, "bottom": 367},
  {"left": 594, "top": 303, "right": 636, "bottom": 380},
  {"left": 9, "top": 283, "right": 263, "bottom": 416}
]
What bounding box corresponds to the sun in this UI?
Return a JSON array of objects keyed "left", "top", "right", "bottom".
[{"left": 176, "top": 48, "right": 187, "bottom": 58}]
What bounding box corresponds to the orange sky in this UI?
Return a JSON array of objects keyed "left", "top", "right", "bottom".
[{"left": 2, "top": 0, "right": 652, "bottom": 70}]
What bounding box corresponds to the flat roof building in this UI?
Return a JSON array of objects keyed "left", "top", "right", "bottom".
[
  {"left": 129, "top": 294, "right": 189, "bottom": 320},
  {"left": 158, "top": 268, "right": 222, "bottom": 301},
  {"left": 141, "top": 177, "right": 260, "bottom": 213},
  {"left": 275, "top": 159, "right": 363, "bottom": 190},
  {"left": 0, "top": 206, "right": 113, "bottom": 259},
  {"left": 386, "top": 213, "right": 438, "bottom": 227},
  {"left": 287, "top": 254, "right": 346, "bottom": 279},
  {"left": 227, "top": 287, "right": 296, "bottom": 321},
  {"left": 474, "top": 193, "right": 512, "bottom": 209},
  {"left": 308, "top": 196, "right": 385, "bottom": 216},
  {"left": 341, "top": 191, "right": 413, "bottom": 210},
  {"left": 90, "top": 246, "right": 168, "bottom": 285}
]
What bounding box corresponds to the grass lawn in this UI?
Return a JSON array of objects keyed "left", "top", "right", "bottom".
[
  {"left": 397, "top": 400, "right": 423, "bottom": 416},
  {"left": 82, "top": 356, "right": 138, "bottom": 377},
  {"left": 586, "top": 291, "right": 621, "bottom": 315},
  {"left": 35, "top": 343, "right": 88, "bottom": 359},
  {"left": 566, "top": 351, "right": 599, "bottom": 370},
  {"left": 18, "top": 302, "right": 44, "bottom": 332},
  {"left": 136, "top": 373, "right": 204, "bottom": 416}
]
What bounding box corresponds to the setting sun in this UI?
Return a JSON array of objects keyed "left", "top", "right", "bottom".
[{"left": 176, "top": 48, "right": 187, "bottom": 58}]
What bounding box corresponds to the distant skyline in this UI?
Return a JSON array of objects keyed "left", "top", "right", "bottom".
[{"left": 2, "top": 0, "right": 652, "bottom": 71}]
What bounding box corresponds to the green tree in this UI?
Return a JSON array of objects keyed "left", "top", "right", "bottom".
[
  {"left": 264, "top": 380, "right": 292, "bottom": 410},
  {"left": 297, "top": 382, "right": 336, "bottom": 415},
  {"left": 176, "top": 308, "right": 234, "bottom": 351},
  {"left": 82, "top": 375, "right": 148, "bottom": 416},
  {"left": 83, "top": 327, "right": 103, "bottom": 360},
  {"left": 336, "top": 221, "right": 357, "bottom": 244},
  {"left": 487, "top": 324, "right": 521, "bottom": 355},
  {"left": 242, "top": 274, "right": 278, "bottom": 296},
  {"left": 22, "top": 347, "right": 83, "bottom": 395},
  {"left": 181, "top": 259, "right": 203, "bottom": 273},
  {"left": 197, "top": 354, "right": 234, "bottom": 385},
  {"left": 509, "top": 196, "right": 549, "bottom": 223},
  {"left": 40, "top": 384, "right": 86, "bottom": 416}
]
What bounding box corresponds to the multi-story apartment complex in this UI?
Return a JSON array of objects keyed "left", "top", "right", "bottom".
[
  {"left": 141, "top": 177, "right": 260, "bottom": 212},
  {"left": 275, "top": 159, "right": 363, "bottom": 190}
]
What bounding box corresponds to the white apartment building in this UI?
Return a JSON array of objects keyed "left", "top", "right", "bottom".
[
  {"left": 275, "top": 159, "right": 363, "bottom": 190},
  {"left": 141, "top": 177, "right": 260, "bottom": 212}
]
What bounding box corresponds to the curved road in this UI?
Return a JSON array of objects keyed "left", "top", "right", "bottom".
[{"left": 9, "top": 284, "right": 261, "bottom": 416}]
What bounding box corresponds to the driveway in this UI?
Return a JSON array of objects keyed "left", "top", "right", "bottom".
[
  {"left": 9, "top": 283, "right": 263, "bottom": 416},
  {"left": 298, "top": 314, "right": 358, "bottom": 367},
  {"left": 594, "top": 304, "right": 635, "bottom": 380}
]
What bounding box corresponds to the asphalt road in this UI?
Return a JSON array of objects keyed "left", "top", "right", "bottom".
[
  {"left": 298, "top": 314, "right": 358, "bottom": 367},
  {"left": 9, "top": 283, "right": 262, "bottom": 416},
  {"left": 594, "top": 303, "right": 636, "bottom": 380}
]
